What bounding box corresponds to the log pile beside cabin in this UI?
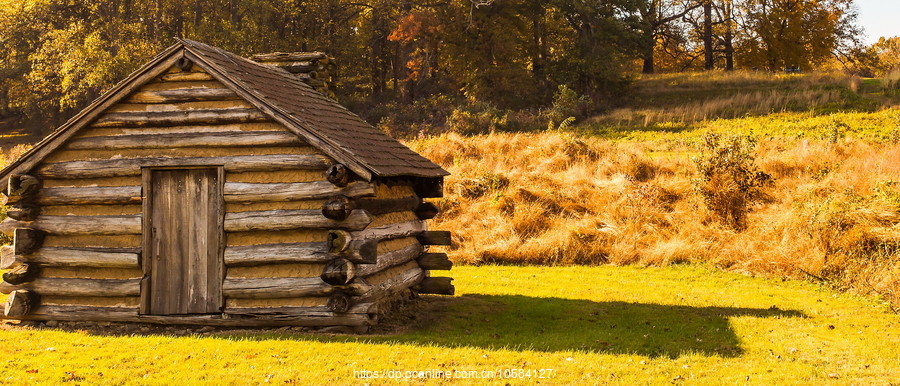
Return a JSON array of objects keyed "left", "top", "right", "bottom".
[
  {"left": 250, "top": 51, "right": 334, "bottom": 97},
  {"left": 0, "top": 39, "right": 451, "bottom": 331}
]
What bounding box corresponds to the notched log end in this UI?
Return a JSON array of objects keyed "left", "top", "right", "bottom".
[
  {"left": 413, "top": 177, "right": 444, "bottom": 198},
  {"left": 321, "top": 258, "right": 356, "bottom": 286},
  {"left": 327, "top": 230, "right": 352, "bottom": 254},
  {"left": 418, "top": 252, "right": 452, "bottom": 270},
  {"left": 344, "top": 239, "right": 377, "bottom": 264},
  {"left": 4, "top": 289, "right": 38, "bottom": 317},
  {"left": 326, "top": 164, "right": 352, "bottom": 187},
  {"left": 414, "top": 202, "right": 440, "bottom": 220},
  {"left": 326, "top": 292, "right": 351, "bottom": 313},
  {"left": 0, "top": 245, "right": 19, "bottom": 270},
  {"left": 418, "top": 276, "right": 454, "bottom": 295},
  {"left": 322, "top": 195, "right": 353, "bottom": 221},
  {"left": 7, "top": 174, "right": 41, "bottom": 197},
  {"left": 14, "top": 228, "right": 46, "bottom": 255},
  {"left": 2, "top": 263, "right": 40, "bottom": 285},
  {"left": 417, "top": 231, "right": 452, "bottom": 246},
  {"left": 7, "top": 205, "right": 40, "bottom": 221}
]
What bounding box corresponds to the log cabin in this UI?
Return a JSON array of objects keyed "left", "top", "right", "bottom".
[{"left": 0, "top": 39, "right": 452, "bottom": 332}]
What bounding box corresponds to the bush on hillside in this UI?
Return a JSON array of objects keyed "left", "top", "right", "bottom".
[
  {"left": 446, "top": 103, "right": 508, "bottom": 135},
  {"left": 692, "top": 134, "right": 773, "bottom": 230}
]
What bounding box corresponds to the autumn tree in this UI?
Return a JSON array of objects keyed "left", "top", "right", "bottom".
[
  {"left": 0, "top": 0, "right": 870, "bottom": 138},
  {"left": 736, "top": 0, "right": 859, "bottom": 71},
  {"left": 871, "top": 37, "right": 900, "bottom": 73},
  {"left": 638, "top": 0, "right": 701, "bottom": 73}
]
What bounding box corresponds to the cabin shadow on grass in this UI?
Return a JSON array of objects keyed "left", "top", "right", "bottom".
[{"left": 226, "top": 294, "right": 806, "bottom": 359}]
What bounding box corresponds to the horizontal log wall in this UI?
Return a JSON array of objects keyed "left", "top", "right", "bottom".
[
  {"left": 5, "top": 65, "right": 376, "bottom": 322},
  {"left": 0, "top": 277, "right": 141, "bottom": 296}
]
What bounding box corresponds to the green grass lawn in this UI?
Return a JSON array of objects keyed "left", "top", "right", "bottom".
[
  {"left": 581, "top": 108, "right": 900, "bottom": 143},
  {"left": 1, "top": 265, "right": 899, "bottom": 384}
]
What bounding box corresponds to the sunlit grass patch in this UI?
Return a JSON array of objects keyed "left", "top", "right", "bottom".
[
  {"left": 582, "top": 108, "right": 900, "bottom": 143},
  {"left": 0, "top": 265, "right": 898, "bottom": 384}
]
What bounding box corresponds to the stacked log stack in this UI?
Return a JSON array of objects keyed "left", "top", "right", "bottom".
[{"left": 250, "top": 52, "right": 335, "bottom": 98}]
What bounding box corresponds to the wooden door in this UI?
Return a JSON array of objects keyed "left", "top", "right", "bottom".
[{"left": 143, "top": 167, "right": 224, "bottom": 315}]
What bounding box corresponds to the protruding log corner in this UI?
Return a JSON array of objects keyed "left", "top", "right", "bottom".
[
  {"left": 2, "top": 263, "right": 40, "bottom": 285},
  {"left": 326, "top": 231, "right": 376, "bottom": 263},
  {"left": 0, "top": 246, "right": 18, "bottom": 269},
  {"left": 326, "top": 292, "right": 351, "bottom": 313},
  {"left": 418, "top": 253, "right": 452, "bottom": 270},
  {"left": 344, "top": 239, "right": 377, "bottom": 264},
  {"left": 322, "top": 195, "right": 353, "bottom": 221},
  {"left": 7, "top": 205, "right": 40, "bottom": 221},
  {"left": 4, "top": 289, "right": 37, "bottom": 317},
  {"left": 7, "top": 174, "right": 41, "bottom": 197},
  {"left": 417, "top": 231, "right": 451, "bottom": 246},
  {"left": 327, "top": 230, "right": 352, "bottom": 253},
  {"left": 14, "top": 228, "right": 46, "bottom": 255},
  {"left": 414, "top": 202, "right": 440, "bottom": 220},
  {"left": 321, "top": 258, "right": 357, "bottom": 285},
  {"left": 326, "top": 164, "right": 351, "bottom": 187},
  {"left": 418, "top": 277, "right": 455, "bottom": 295},
  {"left": 355, "top": 196, "right": 419, "bottom": 216}
]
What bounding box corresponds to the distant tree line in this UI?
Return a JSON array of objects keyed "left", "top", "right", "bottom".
[
  {"left": 0, "top": 0, "right": 884, "bottom": 135},
  {"left": 640, "top": 0, "right": 866, "bottom": 74}
]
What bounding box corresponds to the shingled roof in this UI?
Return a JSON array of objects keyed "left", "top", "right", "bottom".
[{"left": 0, "top": 39, "right": 447, "bottom": 187}]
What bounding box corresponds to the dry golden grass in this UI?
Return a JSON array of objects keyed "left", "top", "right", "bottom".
[{"left": 411, "top": 132, "right": 900, "bottom": 306}]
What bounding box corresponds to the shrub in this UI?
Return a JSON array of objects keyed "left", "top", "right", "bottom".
[
  {"left": 692, "top": 134, "right": 773, "bottom": 230},
  {"left": 546, "top": 85, "right": 588, "bottom": 130},
  {"left": 446, "top": 103, "right": 508, "bottom": 135}
]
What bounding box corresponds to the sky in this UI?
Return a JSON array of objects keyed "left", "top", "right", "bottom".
[{"left": 855, "top": 0, "right": 900, "bottom": 44}]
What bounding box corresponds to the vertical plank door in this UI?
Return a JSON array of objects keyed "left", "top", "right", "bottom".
[{"left": 145, "top": 168, "right": 224, "bottom": 315}]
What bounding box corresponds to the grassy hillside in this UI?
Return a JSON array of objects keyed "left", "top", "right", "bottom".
[
  {"left": 412, "top": 131, "right": 900, "bottom": 307},
  {"left": 1, "top": 265, "right": 898, "bottom": 384},
  {"left": 406, "top": 71, "right": 900, "bottom": 308},
  {"left": 588, "top": 71, "right": 891, "bottom": 133}
]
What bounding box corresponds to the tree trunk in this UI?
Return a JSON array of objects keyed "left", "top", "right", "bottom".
[
  {"left": 724, "top": 31, "right": 734, "bottom": 71},
  {"left": 722, "top": 2, "right": 734, "bottom": 71},
  {"left": 642, "top": 51, "right": 656, "bottom": 74},
  {"left": 531, "top": 2, "right": 548, "bottom": 85},
  {"left": 703, "top": 0, "right": 714, "bottom": 70}
]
